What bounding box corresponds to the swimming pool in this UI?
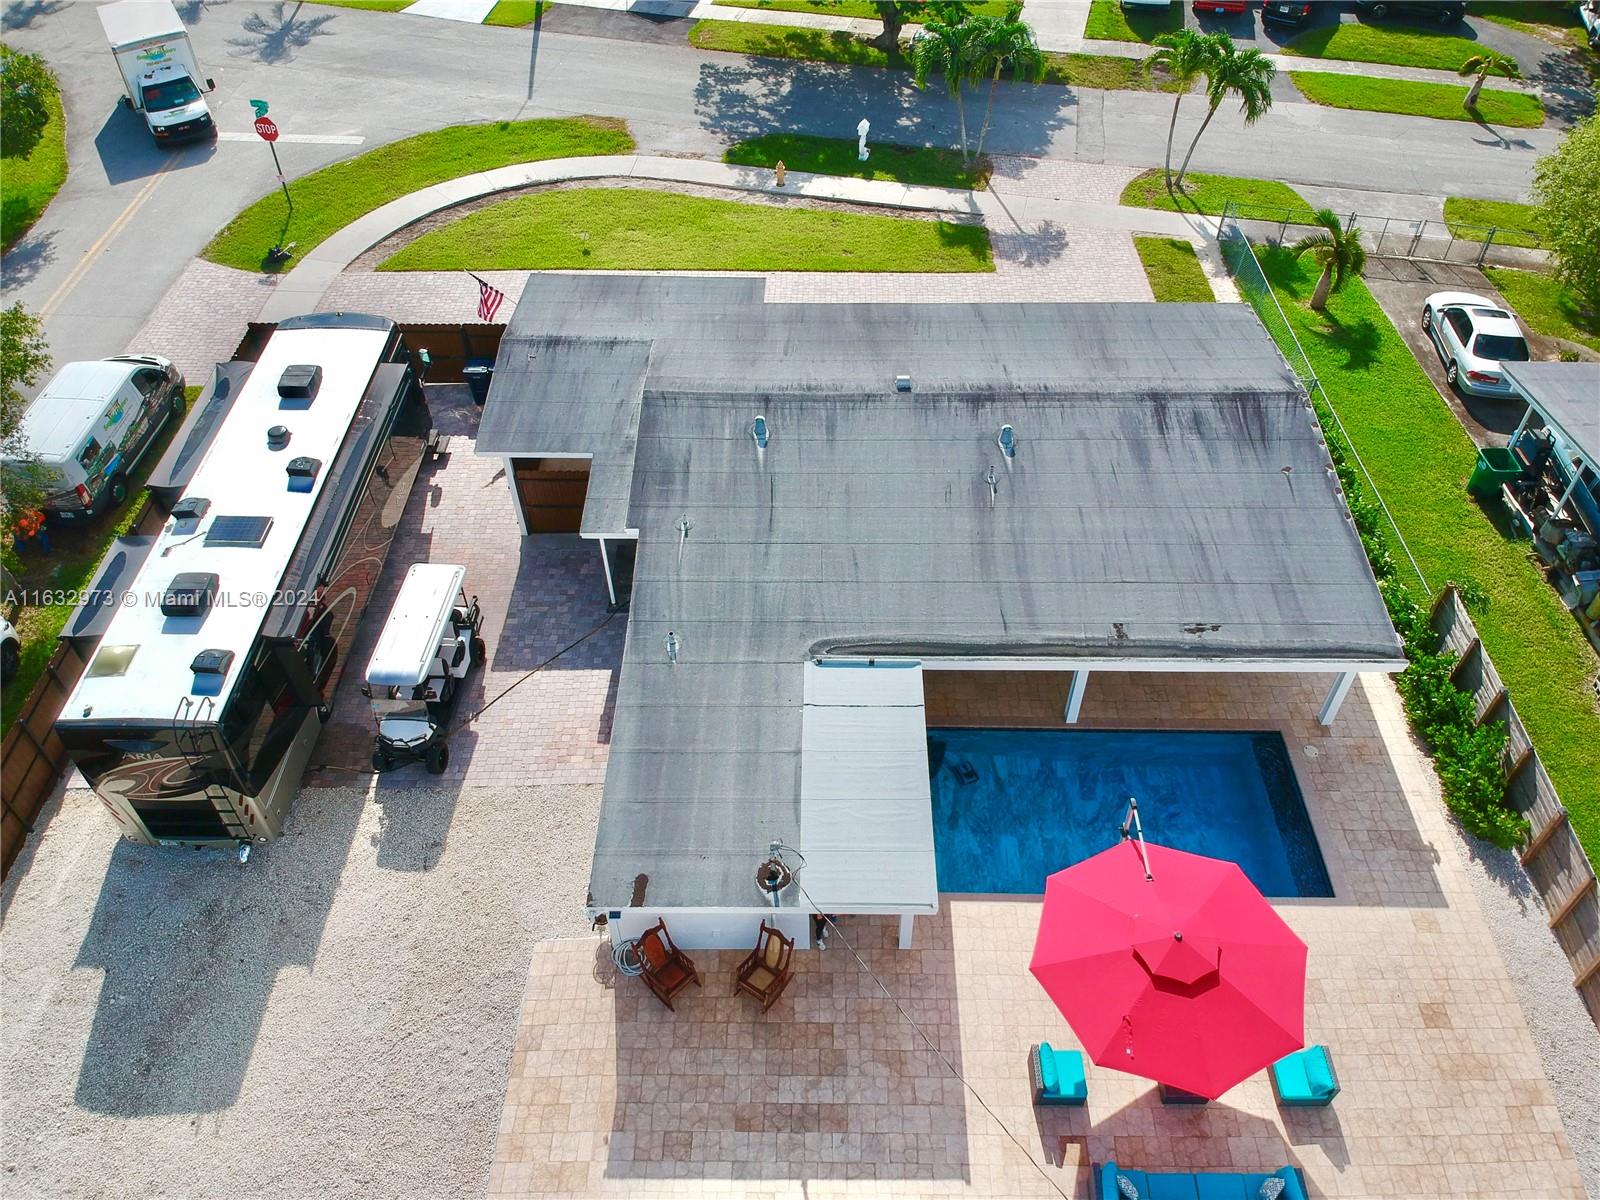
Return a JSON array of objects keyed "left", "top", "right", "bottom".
[{"left": 927, "top": 728, "right": 1333, "bottom": 898}]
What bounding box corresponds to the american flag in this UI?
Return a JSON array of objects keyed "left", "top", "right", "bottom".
[{"left": 471, "top": 273, "right": 506, "bottom": 323}]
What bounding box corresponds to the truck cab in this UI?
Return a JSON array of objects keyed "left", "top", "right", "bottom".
[{"left": 136, "top": 62, "right": 214, "bottom": 141}]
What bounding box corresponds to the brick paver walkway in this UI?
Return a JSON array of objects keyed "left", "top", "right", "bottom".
[
  {"left": 490, "top": 669, "right": 1585, "bottom": 1199},
  {"left": 306, "top": 385, "right": 623, "bottom": 791},
  {"left": 124, "top": 259, "right": 273, "bottom": 383}
]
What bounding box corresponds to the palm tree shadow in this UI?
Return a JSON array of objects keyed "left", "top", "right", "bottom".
[
  {"left": 1466, "top": 110, "right": 1535, "bottom": 151},
  {"left": 1305, "top": 311, "right": 1382, "bottom": 372},
  {"left": 228, "top": 1, "right": 335, "bottom": 64}
]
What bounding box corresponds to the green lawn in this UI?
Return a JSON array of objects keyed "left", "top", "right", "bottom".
[
  {"left": 1, "top": 386, "right": 198, "bottom": 732},
  {"left": 203, "top": 117, "right": 634, "bottom": 272},
  {"left": 1084, "top": 0, "right": 1182, "bottom": 42},
  {"left": 380, "top": 186, "right": 992, "bottom": 272},
  {"left": 1257, "top": 248, "right": 1600, "bottom": 865},
  {"left": 0, "top": 60, "right": 66, "bottom": 251},
  {"left": 725, "top": 133, "right": 986, "bottom": 189},
  {"left": 1285, "top": 21, "right": 1504, "bottom": 71},
  {"left": 689, "top": 18, "right": 1175, "bottom": 90},
  {"left": 1471, "top": 1, "right": 1584, "bottom": 42},
  {"left": 712, "top": 0, "right": 1015, "bottom": 18},
  {"left": 1483, "top": 266, "right": 1600, "bottom": 353},
  {"left": 485, "top": 0, "right": 547, "bottom": 24},
  {"left": 1290, "top": 71, "right": 1545, "bottom": 127},
  {"left": 1120, "top": 169, "right": 1310, "bottom": 218},
  {"left": 1134, "top": 236, "right": 1214, "bottom": 302},
  {"left": 1442, "top": 196, "right": 1541, "bottom": 249},
  {"left": 689, "top": 18, "right": 901, "bottom": 65}
]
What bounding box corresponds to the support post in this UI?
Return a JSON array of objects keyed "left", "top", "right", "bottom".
[
  {"left": 1555, "top": 464, "right": 1582, "bottom": 513},
  {"left": 505, "top": 458, "right": 530, "bottom": 536},
  {"left": 598, "top": 536, "right": 616, "bottom": 608},
  {"left": 898, "top": 913, "right": 915, "bottom": 950},
  {"left": 1063, "top": 670, "right": 1089, "bottom": 725},
  {"left": 1318, "top": 671, "right": 1358, "bottom": 727}
]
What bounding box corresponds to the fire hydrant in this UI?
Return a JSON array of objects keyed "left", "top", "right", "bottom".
[{"left": 775, "top": 160, "right": 787, "bottom": 188}]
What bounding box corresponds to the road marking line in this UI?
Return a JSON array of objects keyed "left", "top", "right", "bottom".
[
  {"left": 218, "top": 132, "right": 366, "bottom": 145},
  {"left": 39, "top": 159, "right": 176, "bottom": 319}
]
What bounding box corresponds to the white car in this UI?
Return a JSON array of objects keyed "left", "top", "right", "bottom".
[{"left": 1420, "top": 292, "right": 1531, "bottom": 398}]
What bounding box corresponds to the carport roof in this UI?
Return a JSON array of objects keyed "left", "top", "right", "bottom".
[
  {"left": 479, "top": 276, "right": 1404, "bottom": 912},
  {"left": 1503, "top": 361, "right": 1600, "bottom": 467}
]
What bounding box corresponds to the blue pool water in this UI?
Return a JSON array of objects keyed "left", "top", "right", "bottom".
[{"left": 927, "top": 728, "right": 1333, "bottom": 898}]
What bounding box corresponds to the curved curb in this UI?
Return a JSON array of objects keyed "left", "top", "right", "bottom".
[{"left": 254, "top": 154, "right": 987, "bottom": 323}]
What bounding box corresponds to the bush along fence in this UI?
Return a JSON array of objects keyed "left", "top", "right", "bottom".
[{"left": 1217, "top": 208, "right": 1599, "bottom": 1024}]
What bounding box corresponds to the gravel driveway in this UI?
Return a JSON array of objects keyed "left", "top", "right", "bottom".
[{"left": 1, "top": 780, "right": 599, "bottom": 1200}]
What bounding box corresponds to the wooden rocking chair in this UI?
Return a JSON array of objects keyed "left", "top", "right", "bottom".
[
  {"left": 636, "top": 919, "right": 701, "bottom": 1011},
  {"left": 732, "top": 921, "right": 795, "bottom": 1012}
]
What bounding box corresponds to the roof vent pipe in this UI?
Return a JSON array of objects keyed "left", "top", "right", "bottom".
[
  {"left": 985, "top": 465, "right": 998, "bottom": 507},
  {"left": 267, "top": 425, "right": 291, "bottom": 451},
  {"left": 998, "top": 424, "right": 1016, "bottom": 459},
  {"left": 895, "top": 375, "right": 912, "bottom": 392},
  {"left": 665, "top": 630, "right": 680, "bottom": 665},
  {"left": 752, "top": 415, "right": 769, "bottom": 449}
]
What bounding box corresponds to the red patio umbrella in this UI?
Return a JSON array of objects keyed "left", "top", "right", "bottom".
[{"left": 1028, "top": 836, "right": 1307, "bottom": 1100}]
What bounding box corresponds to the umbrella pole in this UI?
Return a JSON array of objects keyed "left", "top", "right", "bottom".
[{"left": 1120, "top": 797, "right": 1154, "bottom": 881}]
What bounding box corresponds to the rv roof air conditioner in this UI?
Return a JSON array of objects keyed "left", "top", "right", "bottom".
[
  {"left": 277, "top": 364, "right": 323, "bottom": 408},
  {"left": 161, "top": 572, "right": 220, "bottom": 618}
]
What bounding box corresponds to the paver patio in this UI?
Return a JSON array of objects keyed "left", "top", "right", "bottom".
[{"left": 489, "top": 669, "right": 1585, "bottom": 1199}]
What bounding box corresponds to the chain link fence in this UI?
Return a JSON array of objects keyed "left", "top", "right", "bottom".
[
  {"left": 1222, "top": 201, "right": 1541, "bottom": 267},
  {"left": 1217, "top": 203, "right": 1430, "bottom": 594}
]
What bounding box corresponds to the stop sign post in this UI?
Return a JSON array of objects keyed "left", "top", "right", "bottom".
[{"left": 251, "top": 103, "right": 292, "bottom": 214}]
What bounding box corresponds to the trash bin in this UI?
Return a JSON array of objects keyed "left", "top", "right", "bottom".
[
  {"left": 1466, "top": 446, "right": 1521, "bottom": 497},
  {"left": 463, "top": 359, "right": 493, "bottom": 407}
]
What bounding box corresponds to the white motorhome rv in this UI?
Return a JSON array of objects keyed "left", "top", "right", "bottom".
[
  {"left": 98, "top": 0, "right": 215, "bottom": 143},
  {"left": 57, "top": 313, "right": 433, "bottom": 850}
]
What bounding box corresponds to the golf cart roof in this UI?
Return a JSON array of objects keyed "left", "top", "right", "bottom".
[{"left": 365, "top": 563, "right": 466, "bottom": 689}]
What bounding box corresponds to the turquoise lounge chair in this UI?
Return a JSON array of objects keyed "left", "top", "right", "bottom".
[
  {"left": 1270, "top": 1045, "right": 1339, "bottom": 1107},
  {"left": 1029, "top": 1042, "right": 1087, "bottom": 1106}
]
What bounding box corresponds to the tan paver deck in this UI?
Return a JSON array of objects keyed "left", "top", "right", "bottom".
[{"left": 489, "top": 670, "right": 1584, "bottom": 1199}]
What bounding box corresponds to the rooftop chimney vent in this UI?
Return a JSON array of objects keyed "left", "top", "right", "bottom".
[
  {"left": 998, "top": 424, "right": 1016, "bottom": 459},
  {"left": 161, "top": 572, "right": 219, "bottom": 618},
  {"left": 895, "top": 375, "right": 912, "bottom": 392},
  {"left": 277, "top": 364, "right": 323, "bottom": 407}
]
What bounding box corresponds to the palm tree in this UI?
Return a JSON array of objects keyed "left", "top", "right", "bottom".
[
  {"left": 911, "top": 13, "right": 985, "bottom": 165},
  {"left": 1290, "top": 209, "right": 1367, "bottom": 312},
  {"left": 1173, "top": 39, "right": 1275, "bottom": 191},
  {"left": 969, "top": 4, "right": 1046, "bottom": 162},
  {"left": 1457, "top": 49, "right": 1519, "bottom": 111},
  {"left": 1148, "top": 29, "right": 1225, "bottom": 188}
]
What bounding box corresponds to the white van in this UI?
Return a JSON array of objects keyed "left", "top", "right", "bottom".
[{"left": 7, "top": 356, "right": 185, "bottom": 522}]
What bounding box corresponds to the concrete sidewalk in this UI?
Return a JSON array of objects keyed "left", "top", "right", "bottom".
[{"left": 254, "top": 152, "right": 1231, "bottom": 322}]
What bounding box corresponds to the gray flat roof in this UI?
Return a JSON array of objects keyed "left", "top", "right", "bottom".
[
  {"left": 481, "top": 277, "right": 1403, "bottom": 911},
  {"left": 1503, "top": 361, "right": 1599, "bottom": 467}
]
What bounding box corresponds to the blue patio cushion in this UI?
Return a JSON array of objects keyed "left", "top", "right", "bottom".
[
  {"left": 1193, "top": 1174, "right": 1251, "bottom": 1200},
  {"left": 1102, "top": 1165, "right": 1147, "bottom": 1198},
  {"left": 1246, "top": 1169, "right": 1308, "bottom": 1200},
  {"left": 1039, "top": 1042, "right": 1059, "bottom": 1093},
  {"left": 1039, "top": 1044, "right": 1087, "bottom": 1100},
  {"left": 1302, "top": 1047, "right": 1336, "bottom": 1096},
  {"left": 1146, "top": 1174, "right": 1201, "bottom": 1200}
]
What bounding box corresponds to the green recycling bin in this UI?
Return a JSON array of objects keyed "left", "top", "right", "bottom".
[{"left": 1467, "top": 446, "right": 1521, "bottom": 498}]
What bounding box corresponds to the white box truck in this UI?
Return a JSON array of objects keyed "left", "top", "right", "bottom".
[{"left": 98, "top": 0, "right": 216, "bottom": 143}]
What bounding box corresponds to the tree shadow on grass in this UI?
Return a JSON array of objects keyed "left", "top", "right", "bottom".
[
  {"left": 693, "top": 52, "right": 1069, "bottom": 163},
  {"left": 1305, "top": 310, "right": 1384, "bottom": 372}
]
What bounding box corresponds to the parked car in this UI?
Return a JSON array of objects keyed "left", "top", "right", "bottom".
[
  {"left": 1262, "top": 1, "right": 1314, "bottom": 26},
  {"left": 1193, "top": 0, "right": 1249, "bottom": 13},
  {"left": 1420, "top": 292, "right": 1531, "bottom": 397},
  {"left": 1355, "top": 0, "right": 1465, "bottom": 24},
  {"left": 1580, "top": 1, "right": 1600, "bottom": 50},
  {"left": 1, "top": 355, "right": 185, "bottom": 523},
  {"left": 1, "top": 617, "right": 19, "bottom": 682}
]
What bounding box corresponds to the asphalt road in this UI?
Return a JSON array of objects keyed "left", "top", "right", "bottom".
[{"left": 0, "top": 1, "right": 1565, "bottom": 369}]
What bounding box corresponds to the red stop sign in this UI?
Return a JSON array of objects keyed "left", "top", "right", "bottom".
[{"left": 254, "top": 115, "right": 279, "bottom": 142}]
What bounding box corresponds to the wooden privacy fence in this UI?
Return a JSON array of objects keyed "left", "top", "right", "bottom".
[{"left": 1431, "top": 585, "right": 1600, "bottom": 1024}]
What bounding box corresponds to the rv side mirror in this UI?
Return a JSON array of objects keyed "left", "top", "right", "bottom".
[
  {"left": 360, "top": 684, "right": 371, "bottom": 698},
  {"left": 206, "top": 78, "right": 215, "bottom": 91},
  {"left": 121, "top": 95, "right": 133, "bottom": 110}
]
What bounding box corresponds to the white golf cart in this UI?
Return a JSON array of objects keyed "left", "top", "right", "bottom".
[{"left": 362, "top": 563, "right": 485, "bottom": 774}]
